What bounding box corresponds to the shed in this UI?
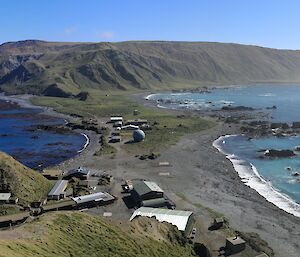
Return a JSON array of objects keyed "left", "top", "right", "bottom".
[
  {"left": 130, "top": 207, "right": 194, "bottom": 234},
  {"left": 131, "top": 181, "right": 164, "bottom": 205},
  {"left": 72, "top": 192, "right": 115, "bottom": 208},
  {"left": 47, "top": 180, "right": 68, "bottom": 200},
  {"left": 110, "top": 116, "right": 123, "bottom": 123},
  {"left": 0, "top": 193, "right": 11, "bottom": 203},
  {"left": 211, "top": 217, "right": 225, "bottom": 229},
  {"left": 121, "top": 125, "right": 139, "bottom": 130},
  {"left": 78, "top": 180, "right": 98, "bottom": 188},
  {"left": 226, "top": 236, "right": 246, "bottom": 254},
  {"left": 63, "top": 167, "right": 91, "bottom": 180},
  {"left": 113, "top": 121, "right": 123, "bottom": 127},
  {"left": 109, "top": 136, "right": 121, "bottom": 143},
  {"left": 141, "top": 198, "right": 167, "bottom": 208},
  {"left": 125, "top": 119, "right": 148, "bottom": 126}
]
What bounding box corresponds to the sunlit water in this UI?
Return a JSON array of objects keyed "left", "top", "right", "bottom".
[{"left": 148, "top": 84, "right": 300, "bottom": 216}]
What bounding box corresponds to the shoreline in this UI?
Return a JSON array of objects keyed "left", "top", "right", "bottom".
[
  {"left": 138, "top": 91, "right": 300, "bottom": 257},
  {"left": 78, "top": 133, "right": 90, "bottom": 153},
  {"left": 1, "top": 91, "right": 299, "bottom": 256},
  {"left": 146, "top": 90, "right": 300, "bottom": 218},
  {"left": 0, "top": 94, "right": 92, "bottom": 169},
  {"left": 213, "top": 135, "right": 300, "bottom": 218}
]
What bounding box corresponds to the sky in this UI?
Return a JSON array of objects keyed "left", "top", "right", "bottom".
[{"left": 1, "top": 0, "right": 300, "bottom": 49}]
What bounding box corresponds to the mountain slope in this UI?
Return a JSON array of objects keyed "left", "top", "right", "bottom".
[
  {"left": 0, "top": 212, "right": 198, "bottom": 257},
  {"left": 0, "top": 151, "right": 52, "bottom": 204},
  {"left": 1, "top": 40, "right": 300, "bottom": 95}
]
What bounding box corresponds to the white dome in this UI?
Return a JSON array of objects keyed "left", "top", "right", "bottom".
[{"left": 133, "top": 129, "right": 145, "bottom": 142}]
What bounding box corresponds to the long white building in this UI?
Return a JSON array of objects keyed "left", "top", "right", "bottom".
[{"left": 130, "top": 207, "right": 194, "bottom": 234}]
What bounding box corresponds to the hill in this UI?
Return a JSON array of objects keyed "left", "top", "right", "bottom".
[
  {"left": 1, "top": 40, "right": 300, "bottom": 96},
  {"left": 0, "top": 212, "right": 199, "bottom": 257},
  {"left": 0, "top": 151, "right": 52, "bottom": 205}
]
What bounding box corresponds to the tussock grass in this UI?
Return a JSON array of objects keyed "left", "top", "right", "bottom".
[
  {"left": 0, "top": 212, "right": 197, "bottom": 257},
  {"left": 0, "top": 152, "right": 52, "bottom": 205}
]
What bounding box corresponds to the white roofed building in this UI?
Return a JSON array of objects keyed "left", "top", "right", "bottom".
[
  {"left": 48, "top": 180, "right": 68, "bottom": 200},
  {"left": 110, "top": 116, "right": 123, "bottom": 123},
  {"left": 130, "top": 207, "right": 194, "bottom": 234},
  {"left": 0, "top": 193, "right": 11, "bottom": 203},
  {"left": 72, "top": 192, "right": 115, "bottom": 208}
]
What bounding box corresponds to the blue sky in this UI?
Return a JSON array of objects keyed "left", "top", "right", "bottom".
[{"left": 1, "top": 0, "right": 299, "bottom": 49}]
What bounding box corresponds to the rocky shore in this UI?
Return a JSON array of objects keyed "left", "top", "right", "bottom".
[
  {"left": 1, "top": 92, "right": 300, "bottom": 257},
  {"left": 132, "top": 92, "right": 300, "bottom": 257}
]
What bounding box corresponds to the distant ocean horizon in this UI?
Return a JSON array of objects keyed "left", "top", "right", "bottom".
[
  {"left": 148, "top": 84, "right": 300, "bottom": 217},
  {"left": 0, "top": 100, "right": 86, "bottom": 170}
]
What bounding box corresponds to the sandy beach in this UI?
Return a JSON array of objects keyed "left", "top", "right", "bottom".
[{"left": 1, "top": 92, "right": 300, "bottom": 257}]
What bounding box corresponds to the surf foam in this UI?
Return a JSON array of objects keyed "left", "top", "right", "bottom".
[
  {"left": 78, "top": 133, "right": 90, "bottom": 153},
  {"left": 213, "top": 135, "right": 300, "bottom": 218}
]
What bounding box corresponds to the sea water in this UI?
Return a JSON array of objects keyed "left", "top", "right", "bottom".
[
  {"left": 148, "top": 84, "right": 300, "bottom": 217},
  {"left": 0, "top": 100, "right": 86, "bottom": 170}
]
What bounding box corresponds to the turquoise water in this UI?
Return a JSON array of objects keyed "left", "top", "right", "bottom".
[
  {"left": 149, "top": 84, "right": 300, "bottom": 122},
  {"left": 148, "top": 84, "right": 300, "bottom": 216},
  {"left": 220, "top": 135, "right": 300, "bottom": 203}
]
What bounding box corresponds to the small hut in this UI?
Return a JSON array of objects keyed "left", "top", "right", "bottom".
[{"left": 226, "top": 236, "right": 246, "bottom": 254}]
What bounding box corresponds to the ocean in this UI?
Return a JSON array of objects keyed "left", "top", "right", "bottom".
[
  {"left": 0, "top": 100, "right": 87, "bottom": 170},
  {"left": 148, "top": 84, "right": 300, "bottom": 217}
]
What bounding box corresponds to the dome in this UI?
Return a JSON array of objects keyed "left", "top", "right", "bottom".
[{"left": 133, "top": 129, "right": 145, "bottom": 142}]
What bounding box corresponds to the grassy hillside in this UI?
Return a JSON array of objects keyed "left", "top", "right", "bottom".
[
  {"left": 0, "top": 151, "right": 52, "bottom": 205},
  {"left": 31, "top": 91, "right": 215, "bottom": 154},
  {"left": 0, "top": 212, "right": 198, "bottom": 257},
  {"left": 1, "top": 40, "right": 300, "bottom": 95}
]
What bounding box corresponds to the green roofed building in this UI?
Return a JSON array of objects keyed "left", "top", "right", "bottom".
[{"left": 131, "top": 181, "right": 164, "bottom": 206}]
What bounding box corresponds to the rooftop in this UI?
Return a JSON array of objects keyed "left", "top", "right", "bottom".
[
  {"left": 48, "top": 180, "right": 68, "bottom": 196},
  {"left": 72, "top": 192, "right": 115, "bottom": 204},
  {"left": 110, "top": 116, "right": 123, "bottom": 120},
  {"left": 226, "top": 236, "right": 246, "bottom": 245},
  {"left": 130, "top": 207, "right": 193, "bottom": 231},
  {"left": 133, "top": 181, "right": 164, "bottom": 196},
  {"left": 64, "top": 167, "right": 91, "bottom": 177},
  {"left": 0, "top": 193, "right": 11, "bottom": 201}
]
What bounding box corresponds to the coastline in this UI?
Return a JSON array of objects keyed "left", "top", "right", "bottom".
[
  {"left": 0, "top": 91, "right": 299, "bottom": 256},
  {"left": 213, "top": 135, "right": 300, "bottom": 218},
  {"left": 137, "top": 91, "right": 300, "bottom": 257},
  {"left": 0, "top": 94, "right": 93, "bottom": 169}
]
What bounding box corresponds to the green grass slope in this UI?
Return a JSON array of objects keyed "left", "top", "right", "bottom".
[
  {"left": 0, "top": 151, "right": 52, "bottom": 205},
  {"left": 1, "top": 40, "right": 300, "bottom": 95},
  {"left": 31, "top": 91, "right": 215, "bottom": 154},
  {"left": 0, "top": 212, "right": 198, "bottom": 257}
]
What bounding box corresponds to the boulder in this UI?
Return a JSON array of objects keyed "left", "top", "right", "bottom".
[
  {"left": 270, "top": 123, "right": 289, "bottom": 129},
  {"left": 264, "top": 149, "right": 296, "bottom": 158},
  {"left": 292, "top": 122, "right": 300, "bottom": 129},
  {"left": 221, "top": 106, "right": 255, "bottom": 111}
]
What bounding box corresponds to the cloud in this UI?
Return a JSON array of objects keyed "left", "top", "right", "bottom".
[
  {"left": 64, "top": 26, "right": 77, "bottom": 36},
  {"left": 100, "top": 31, "right": 114, "bottom": 40}
]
